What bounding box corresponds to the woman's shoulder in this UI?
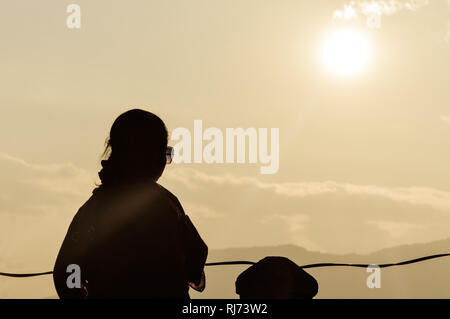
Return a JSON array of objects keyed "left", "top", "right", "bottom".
[
  {"left": 87, "top": 181, "right": 186, "bottom": 218},
  {"left": 155, "top": 183, "right": 185, "bottom": 216}
]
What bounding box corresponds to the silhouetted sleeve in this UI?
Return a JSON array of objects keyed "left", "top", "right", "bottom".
[
  {"left": 159, "top": 185, "right": 208, "bottom": 289},
  {"left": 53, "top": 216, "right": 87, "bottom": 299},
  {"left": 183, "top": 214, "right": 208, "bottom": 287},
  {"left": 53, "top": 202, "right": 94, "bottom": 299}
]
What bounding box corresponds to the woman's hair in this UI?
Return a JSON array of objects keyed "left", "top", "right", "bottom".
[{"left": 98, "top": 109, "right": 168, "bottom": 186}]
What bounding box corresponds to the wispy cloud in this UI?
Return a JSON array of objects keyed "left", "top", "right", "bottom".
[
  {"left": 0, "top": 152, "right": 93, "bottom": 197},
  {"left": 367, "top": 219, "right": 426, "bottom": 238},
  {"left": 0, "top": 152, "right": 94, "bottom": 216},
  {"left": 183, "top": 201, "right": 223, "bottom": 219},
  {"left": 164, "top": 167, "right": 450, "bottom": 253},
  {"left": 333, "top": 0, "right": 430, "bottom": 28},
  {"left": 0, "top": 153, "right": 95, "bottom": 298},
  {"left": 166, "top": 168, "right": 450, "bottom": 211}
]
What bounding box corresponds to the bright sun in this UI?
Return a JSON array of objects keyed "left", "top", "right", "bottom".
[{"left": 321, "top": 29, "right": 371, "bottom": 77}]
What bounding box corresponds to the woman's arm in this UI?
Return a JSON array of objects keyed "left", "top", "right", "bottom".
[
  {"left": 183, "top": 214, "right": 208, "bottom": 291},
  {"left": 53, "top": 206, "right": 92, "bottom": 299}
]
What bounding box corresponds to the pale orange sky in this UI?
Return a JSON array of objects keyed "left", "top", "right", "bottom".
[{"left": 1, "top": 0, "right": 450, "bottom": 297}]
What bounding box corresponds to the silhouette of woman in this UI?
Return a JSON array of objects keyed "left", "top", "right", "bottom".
[{"left": 53, "top": 109, "right": 208, "bottom": 299}]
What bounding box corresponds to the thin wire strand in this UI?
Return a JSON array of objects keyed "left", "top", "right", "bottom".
[
  {"left": 0, "top": 271, "right": 53, "bottom": 278},
  {"left": 300, "top": 253, "right": 450, "bottom": 269},
  {"left": 2, "top": 253, "right": 450, "bottom": 278}
]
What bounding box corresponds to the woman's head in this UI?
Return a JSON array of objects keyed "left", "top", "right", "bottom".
[{"left": 99, "top": 109, "right": 168, "bottom": 186}]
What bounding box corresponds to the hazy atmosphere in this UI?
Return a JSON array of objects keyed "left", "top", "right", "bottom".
[{"left": 1, "top": 0, "right": 450, "bottom": 298}]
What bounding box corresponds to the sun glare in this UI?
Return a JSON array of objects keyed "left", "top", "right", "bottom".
[{"left": 321, "top": 29, "right": 371, "bottom": 77}]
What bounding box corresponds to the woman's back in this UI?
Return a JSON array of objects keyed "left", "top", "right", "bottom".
[
  {"left": 54, "top": 109, "right": 207, "bottom": 298},
  {"left": 53, "top": 180, "right": 207, "bottom": 299}
]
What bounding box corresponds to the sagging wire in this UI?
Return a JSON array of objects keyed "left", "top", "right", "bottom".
[{"left": 2, "top": 253, "right": 450, "bottom": 278}]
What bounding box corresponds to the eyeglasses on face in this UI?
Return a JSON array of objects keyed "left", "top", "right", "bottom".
[{"left": 166, "top": 146, "right": 174, "bottom": 164}]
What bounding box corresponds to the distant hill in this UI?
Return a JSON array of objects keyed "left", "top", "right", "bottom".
[{"left": 190, "top": 238, "right": 450, "bottom": 298}]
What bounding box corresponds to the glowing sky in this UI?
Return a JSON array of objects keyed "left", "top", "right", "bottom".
[{"left": 0, "top": 0, "right": 450, "bottom": 297}]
